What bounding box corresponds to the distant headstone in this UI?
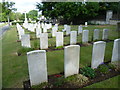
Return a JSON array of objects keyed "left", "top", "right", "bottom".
[
  {"left": 93, "top": 29, "right": 99, "bottom": 40},
  {"left": 56, "top": 32, "right": 64, "bottom": 47},
  {"left": 36, "top": 27, "right": 42, "bottom": 38},
  {"left": 66, "top": 26, "right": 71, "bottom": 35},
  {"left": 52, "top": 27, "right": 57, "bottom": 37},
  {"left": 70, "top": 31, "right": 77, "bottom": 45},
  {"left": 27, "top": 50, "right": 48, "bottom": 86},
  {"left": 106, "top": 10, "right": 113, "bottom": 24},
  {"left": 78, "top": 25, "right": 83, "bottom": 34},
  {"left": 82, "top": 30, "right": 89, "bottom": 43},
  {"left": 91, "top": 41, "right": 106, "bottom": 69},
  {"left": 64, "top": 45, "right": 80, "bottom": 77},
  {"left": 62, "top": 24, "right": 67, "bottom": 31},
  {"left": 117, "top": 22, "right": 120, "bottom": 31},
  {"left": 21, "top": 34, "right": 31, "bottom": 48},
  {"left": 111, "top": 39, "right": 120, "bottom": 62},
  {"left": 102, "top": 29, "right": 109, "bottom": 40},
  {"left": 40, "top": 33, "right": 48, "bottom": 49},
  {"left": 85, "top": 22, "right": 87, "bottom": 27}
]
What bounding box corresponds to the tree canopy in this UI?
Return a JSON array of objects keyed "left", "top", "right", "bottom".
[
  {"left": 36, "top": 2, "right": 119, "bottom": 24},
  {"left": 27, "top": 10, "right": 38, "bottom": 21},
  {"left": 0, "top": 1, "right": 17, "bottom": 22}
]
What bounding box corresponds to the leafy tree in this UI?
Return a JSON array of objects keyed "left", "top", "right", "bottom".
[
  {"left": 36, "top": 2, "right": 119, "bottom": 24},
  {"left": 27, "top": 10, "right": 38, "bottom": 21},
  {"left": 1, "top": 1, "right": 16, "bottom": 24}
]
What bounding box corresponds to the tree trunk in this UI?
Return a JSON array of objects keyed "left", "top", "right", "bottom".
[{"left": 7, "top": 16, "right": 10, "bottom": 26}]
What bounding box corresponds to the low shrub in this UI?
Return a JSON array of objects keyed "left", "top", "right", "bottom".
[
  {"left": 34, "top": 41, "right": 38, "bottom": 49},
  {"left": 53, "top": 76, "right": 65, "bottom": 87},
  {"left": 32, "top": 82, "right": 48, "bottom": 88},
  {"left": 17, "top": 47, "right": 34, "bottom": 55},
  {"left": 108, "top": 63, "right": 116, "bottom": 70},
  {"left": 80, "top": 66, "right": 96, "bottom": 78},
  {"left": 97, "top": 64, "right": 109, "bottom": 74},
  {"left": 55, "top": 46, "right": 63, "bottom": 49},
  {"left": 64, "top": 74, "right": 89, "bottom": 85},
  {"left": 111, "top": 61, "right": 120, "bottom": 71}
]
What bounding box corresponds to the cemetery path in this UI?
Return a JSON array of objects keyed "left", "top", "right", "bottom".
[{"left": 0, "top": 25, "right": 10, "bottom": 38}]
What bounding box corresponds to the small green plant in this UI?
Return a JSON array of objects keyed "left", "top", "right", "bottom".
[
  {"left": 32, "top": 82, "right": 48, "bottom": 88},
  {"left": 55, "top": 46, "right": 63, "bottom": 49},
  {"left": 108, "top": 63, "right": 116, "bottom": 70},
  {"left": 64, "top": 74, "right": 88, "bottom": 85},
  {"left": 34, "top": 41, "right": 38, "bottom": 49},
  {"left": 97, "top": 64, "right": 109, "bottom": 74},
  {"left": 17, "top": 47, "right": 34, "bottom": 55},
  {"left": 80, "top": 66, "right": 96, "bottom": 78},
  {"left": 53, "top": 76, "right": 65, "bottom": 87}
]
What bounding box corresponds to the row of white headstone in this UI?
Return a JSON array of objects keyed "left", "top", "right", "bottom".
[
  {"left": 27, "top": 38, "right": 120, "bottom": 86},
  {"left": 23, "top": 22, "right": 52, "bottom": 33},
  {"left": 20, "top": 28, "right": 109, "bottom": 49}
]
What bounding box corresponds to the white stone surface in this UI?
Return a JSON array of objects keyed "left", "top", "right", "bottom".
[
  {"left": 56, "top": 32, "right": 63, "bottom": 47},
  {"left": 36, "top": 27, "right": 42, "bottom": 38},
  {"left": 102, "top": 29, "right": 109, "bottom": 40},
  {"left": 85, "top": 22, "right": 87, "bottom": 27},
  {"left": 78, "top": 25, "right": 83, "bottom": 34},
  {"left": 27, "top": 50, "right": 48, "bottom": 86},
  {"left": 64, "top": 45, "right": 80, "bottom": 78},
  {"left": 66, "top": 26, "right": 71, "bottom": 35},
  {"left": 91, "top": 41, "right": 106, "bottom": 69},
  {"left": 93, "top": 29, "right": 99, "bottom": 40},
  {"left": 111, "top": 39, "right": 120, "bottom": 62},
  {"left": 62, "top": 24, "right": 67, "bottom": 31},
  {"left": 21, "top": 34, "right": 31, "bottom": 48},
  {"left": 52, "top": 27, "right": 57, "bottom": 37},
  {"left": 82, "top": 30, "right": 89, "bottom": 43},
  {"left": 40, "top": 33, "right": 48, "bottom": 49},
  {"left": 70, "top": 31, "right": 77, "bottom": 45}
]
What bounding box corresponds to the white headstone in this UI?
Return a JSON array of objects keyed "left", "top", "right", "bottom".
[
  {"left": 62, "top": 24, "right": 67, "bottom": 31},
  {"left": 78, "top": 25, "right": 83, "bottom": 34},
  {"left": 66, "top": 26, "right": 71, "bottom": 35},
  {"left": 93, "top": 29, "right": 99, "bottom": 40},
  {"left": 52, "top": 27, "right": 57, "bottom": 37},
  {"left": 82, "top": 30, "right": 89, "bottom": 43},
  {"left": 21, "top": 34, "right": 31, "bottom": 48},
  {"left": 85, "top": 22, "right": 87, "bottom": 27},
  {"left": 40, "top": 33, "right": 48, "bottom": 49},
  {"left": 111, "top": 39, "right": 120, "bottom": 62},
  {"left": 64, "top": 45, "right": 80, "bottom": 78},
  {"left": 56, "top": 32, "right": 64, "bottom": 47},
  {"left": 102, "top": 29, "right": 109, "bottom": 40},
  {"left": 91, "top": 41, "right": 106, "bottom": 69},
  {"left": 36, "top": 27, "right": 42, "bottom": 38},
  {"left": 70, "top": 31, "right": 77, "bottom": 45},
  {"left": 27, "top": 50, "right": 48, "bottom": 86}
]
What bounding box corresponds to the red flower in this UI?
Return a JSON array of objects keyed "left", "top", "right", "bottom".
[{"left": 54, "top": 75, "right": 62, "bottom": 77}]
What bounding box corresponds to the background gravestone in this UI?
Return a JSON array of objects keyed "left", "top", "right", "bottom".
[
  {"left": 111, "top": 39, "right": 120, "bottom": 62},
  {"left": 91, "top": 41, "right": 106, "bottom": 69},
  {"left": 70, "top": 31, "right": 77, "bottom": 45},
  {"left": 40, "top": 33, "right": 48, "bottom": 49},
  {"left": 82, "top": 30, "right": 89, "bottom": 43},
  {"left": 102, "top": 29, "right": 109, "bottom": 40},
  {"left": 93, "top": 29, "right": 99, "bottom": 41},
  {"left": 21, "top": 34, "right": 31, "bottom": 48},
  {"left": 64, "top": 45, "right": 80, "bottom": 77},
  {"left": 27, "top": 50, "right": 48, "bottom": 86},
  {"left": 78, "top": 25, "right": 82, "bottom": 34},
  {"left": 56, "top": 32, "right": 63, "bottom": 47}
]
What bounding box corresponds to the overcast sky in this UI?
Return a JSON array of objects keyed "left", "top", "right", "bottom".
[{"left": 6, "top": 0, "right": 41, "bottom": 13}]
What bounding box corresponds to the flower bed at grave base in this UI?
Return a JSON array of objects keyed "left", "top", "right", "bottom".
[{"left": 23, "top": 61, "right": 120, "bottom": 88}]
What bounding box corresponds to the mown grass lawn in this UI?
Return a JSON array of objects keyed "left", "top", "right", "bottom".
[
  {"left": 2, "top": 25, "right": 119, "bottom": 88},
  {"left": 85, "top": 75, "right": 120, "bottom": 88}
]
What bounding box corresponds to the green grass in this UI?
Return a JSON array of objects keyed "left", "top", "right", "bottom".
[
  {"left": 85, "top": 75, "right": 120, "bottom": 88},
  {"left": 2, "top": 25, "right": 119, "bottom": 88}
]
